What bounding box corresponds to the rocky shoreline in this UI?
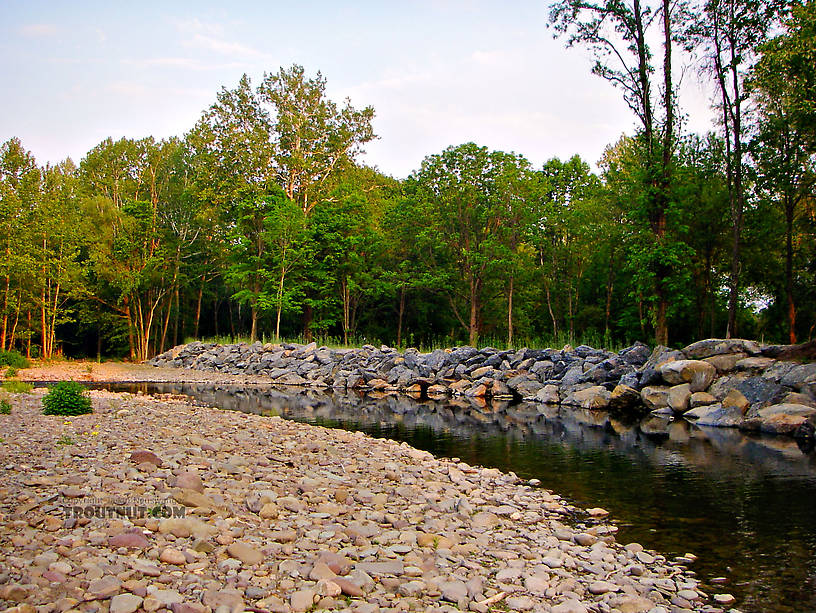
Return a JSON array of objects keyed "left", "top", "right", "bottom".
[
  {"left": 0, "top": 389, "right": 731, "bottom": 613},
  {"left": 149, "top": 339, "right": 816, "bottom": 439}
]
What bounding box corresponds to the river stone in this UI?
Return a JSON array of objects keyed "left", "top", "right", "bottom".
[
  {"left": 722, "top": 389, "right": 750, "bottom": 413},
  {"left": 684, "top": 403, "right": 742, "bottom": 427},
  {"left": 609, "top": 384, "right": 641, "bottom": 412},
  {"left": 506, "top": 596, "right": 535, "bottom": 610},
  {"left": 440, "top": 579, "right": 469, "bottom": 603},
  {"left": 753, "top": 403, "right": 816, "bottom": 434},
  {"left": 703, "top": 352, "right": 747, "bottom": 373},
  {"left": 566, "top": 385, "right": 611, "bottom": 409},
  {"left": 534, "top": 384, "right": 560, "bottom": 404},
  {"left": 290, "top": 589, "right": 317, "bottom": 612},
  {"left": 108, "top": 529, "right": 150, "bottom": 549},
  {"left": 471, "top": 511, "right": 500, "bottom": 529},
  {"left": 171, "top": 471, "right": 204, "bottom": 493},
  {"left": 736, "top": 356, "right": 776, "bottom": 372},
  {"left": 202, "top": 588, "right": 243, "bottom": 612},
  {"left": 668, "top": 384, "right": 692, "bottom": 413},
  {"left": 683, "top": 338, "right": 761, "bottom": 358},
  {"left": 109, "top": 594, "right": 143, "bottom": 613},
  {"left": 87, "top": 575, "right": 121, "bottom": 599},
  {"left": 227, "top": 542, "right": 263, "bottom": 566},
  {"left": 159, "top": 547, "right": 186, "bottom": 565},
  {"left": 589, "top": 580, "right": 620, "bottom": 594},
  {"left": 551, "top": 599, "right": 588, "bottom": 613},
  {"left": 641, "top": 386, "right": 671, "bottom": 410},
  {"left": 129, "top": 450, "right": 163, "bottom": 467},
  {"left": 689, "top": 391, "right": 717, "bottom": 408},
  {"left": 332, "top": 577, "right": 364, "bottom": 597},
  {"left": 659, "top": 360, "right": 716, "bottom": 392}
]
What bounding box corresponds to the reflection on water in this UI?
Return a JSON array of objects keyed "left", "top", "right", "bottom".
[{"left": 94, "top": 382, "right": 816, "bottom": 612}]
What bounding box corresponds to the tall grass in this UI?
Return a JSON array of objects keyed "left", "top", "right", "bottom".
[{"left": 184, "top": 329, "right": 633, "bottom": 353}]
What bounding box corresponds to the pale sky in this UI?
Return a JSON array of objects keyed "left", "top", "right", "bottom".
[{"left": 0, "top": 0, "right": 717, "bottom": 178}]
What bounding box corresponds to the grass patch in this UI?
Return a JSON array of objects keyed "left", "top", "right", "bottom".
[
  {"left": 0, "top": 399, "right": 11, "bottom": 414},
  {"left": 42, "top": 381, "right": 93, "bottom": 416},
  {"left": 0, "top": 350, "right": 29, "bottom": 369},
  {"left": 56, "top": 434, "right": 76, "bottom": 446},
  {"left": 1, "top": 381, "right": 33, "bottom": 394}
]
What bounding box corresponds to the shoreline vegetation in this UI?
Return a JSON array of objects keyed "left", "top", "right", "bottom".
[{"left": 0, "top": 378, "right": 733, "bottom": 613}]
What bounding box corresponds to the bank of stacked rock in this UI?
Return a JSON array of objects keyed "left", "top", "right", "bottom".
[
  {"left": 0, "top": 390, "right": 728, "bottom": 613},
  {"left": 150, "top": 338, "right": 816, "bottom": 438}
]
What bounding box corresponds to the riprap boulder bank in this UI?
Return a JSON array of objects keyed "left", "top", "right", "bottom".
[{"left": 150, "top": 338, "right": 816, "bottom": 440}]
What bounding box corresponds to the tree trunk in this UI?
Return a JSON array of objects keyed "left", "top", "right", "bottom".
[
  {"left": 397, "top": 286, "right": 406, "bottom": 347},
  {"left": 785, "top": 196, "right": 796, "bottom": 343},
  {"left": 507, "top": 276, "right": 514, "bottom": 347},
  {"left": 194, "top": 285, "right": 204, "bottom": 339},
  {"left": 276, "top": 265, "right": 286, "bottom": 342},
  {"left": 604, "top": 244, "right": 616, "bottom": 335},
  {"left": 468, "top": 276, "right": 479, "bottom": 347}
]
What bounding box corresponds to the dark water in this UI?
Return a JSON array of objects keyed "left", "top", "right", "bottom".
[{"left": 63, "top": 382, "right": 816, "bottom": 612}]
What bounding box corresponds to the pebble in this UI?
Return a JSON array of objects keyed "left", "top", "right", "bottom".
[{"left": 0, "top": 388, "right": 718, "bottom": 613}]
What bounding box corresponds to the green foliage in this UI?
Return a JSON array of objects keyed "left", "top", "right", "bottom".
[
  {"left": 0, "top": 399, "right": 11, "bottom": 414},
  {"left": 1, "top": 381, "right": 33, "bottom": 394},
  {"left": 4, "top": 366, "right": 17, "bottom": 378},
  {"left": 42, "top": 381, "right": 93, "bottom": 416},
  {"left": 0, "top": 350, "right": 29, "bottom": 369},
  {"left": 56, "top": 434, "right": 76, "bottom": 446}
]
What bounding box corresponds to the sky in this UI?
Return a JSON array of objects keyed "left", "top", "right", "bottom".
[{"left": 0, "top": 0, "right": 717, "bottom": 179}]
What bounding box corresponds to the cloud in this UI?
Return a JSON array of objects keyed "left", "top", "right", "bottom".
[
  {"left": 19, "top": 23, "right": 59, "bottom": 37},
  {"left": 120, "top": 56, "right": 243, "bottom": 72},
  {"left": 187, "top": 33, "right": 270, "bottom": 60}
]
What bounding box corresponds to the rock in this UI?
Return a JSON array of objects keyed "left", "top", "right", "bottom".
[
  {"left": 87, "top": 575, "right": 121, "bottom": 600},
  {"left": 668, "top": 383, "right": 692, "bottom": 413},
  {"left": 736, "top": 356, "right": 776, "bottom": 372},
  {"left": 109, "top": 594, "right": 143, "bottom": 613},
  {"left": 159, "top": 547, "right": 186, "bottom": 565},
  {"left": 506, "top": 596, "right": 535, "bottom": 610},
  {"left": 609, "top": 384, "right": 641, "bottom": 412},
  {"left": 684, "top": 403, "right": 742, "bottom": 427},
  {"left": 355, "top": 560, "right": 403, "bottom": 576},
  {"left": 471, "top": 511, "right": 500, "bottom": 529},
  {"left": 202, "top": 588, "right": 243, "bottom": 612},
  {"left": 659, "top": 360, "right": 716, "bottom": 392},
  {"left": 752, "top": 403, "right": 816, "bottom": 434},
  {"left": 332, "top": 577, "right": 365, "bottom": 597},
  {"left": 564, "top": 385, "right": 611, "bottom": 409},
  {"left": 227, "top": 541, "right": 263, "bottom": 566},
  {"left": 440, "top": 580, "right": 469, "bottom": 603},
  {"left": 683, "top": 338, "right": 761, "bottom": 358},
  {"left": 551, "top": 599, "right": 588, "bottom": 613},
  {"left": 290, "top": 589, "right": 317, "bottom": 612},
  {"left": 588, "top": 580, "right": 620, "bottom": 594},
  {"left": 171, "top": 471, "right": 204, "bottom": 493},
  {"left": 129, "top": 450, "right": 163, "bottom": 466},
  {"left": 722, "top": 389, "right": 750, "bottom": 413},
  {"left": 703, "top": 353, "right": 747, "bottom": 373},
  {"left": 714, "top": 593, "right": 736, "bottom": 605},
  {"left": 530, "top": 384, "right": 559, "bottom": 404},
  {"left": 108, "top": 529, "right": 150, "bottom": 549},
  {"left": 689, "top": 391, "right": 717, "bottom": 408},
  {"left": 641, "top": 386, "right": 671, "bottom": 410}
]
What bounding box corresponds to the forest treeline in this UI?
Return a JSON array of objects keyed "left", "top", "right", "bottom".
[{"left": 1, "top": 1, "right": 814, "bottom": 360}]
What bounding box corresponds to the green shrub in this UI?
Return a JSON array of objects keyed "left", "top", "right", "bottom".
[
  {"left": 42, "top": 381, "right": 92, "bottom": 416},
  {"left": 4, "top": 366, "right": 16, "bottom": 378},
  {"left": 0, "top": 350, "right": 29, "bottom": 369},
  {"left": 0, "top": 399, "right": 11, "bottom": 414},
  {"left": 1, "top": 381, "right": 33, "bottom": 394}
]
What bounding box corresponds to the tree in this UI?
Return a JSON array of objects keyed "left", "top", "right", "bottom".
[
  {"left": 749, "top": 2, "right": 816, "bottom": 342},
  {"left": 0, "top": 138, "right": 40, "bottom": 352},
  {"left": 259, "top": 65, "right": 376, "bottom": 215},
  {"left": 550, "top": 0, "right": 686, "bottom": 344},
  {"left": 691, "top": 0, "right": 789, "bottom": 337}
]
